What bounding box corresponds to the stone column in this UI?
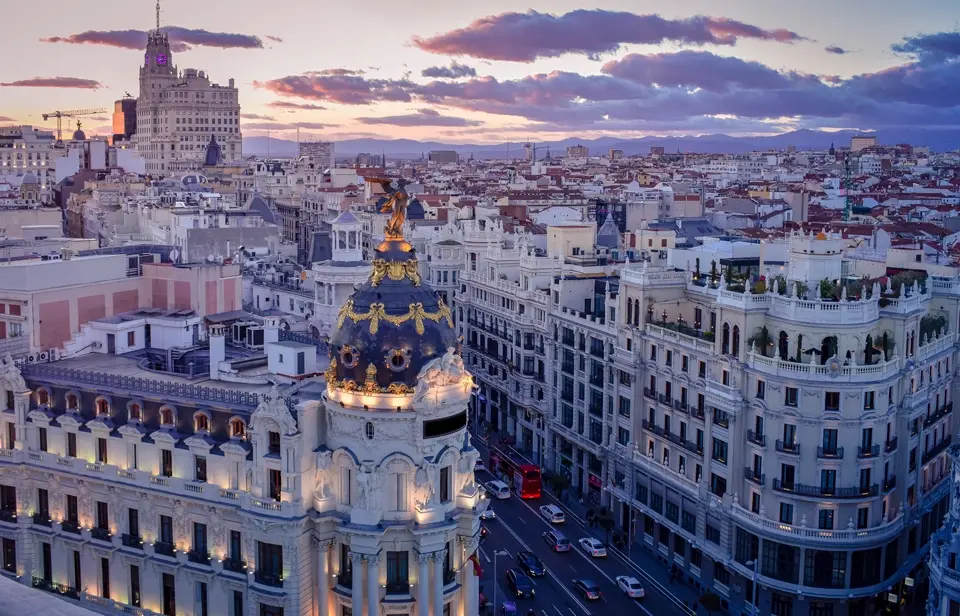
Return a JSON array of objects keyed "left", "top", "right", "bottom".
[
  {"left": 350, "top": 551, "right": 364, "bottom": 616},
  {"left": 316, "top": 540, "right": 331, "bottom": 616},
  {"left": 366, "top": 554, "right": 380, "bottom": 616},
  {"left": 417, "top": 553, "right": 430, "bottom": 616},
  {"left": 432, "top": 550, "right": 446, "bottom": 616},
  {"left": 464, "top": 556, "right": 478, "bottom": 616}
]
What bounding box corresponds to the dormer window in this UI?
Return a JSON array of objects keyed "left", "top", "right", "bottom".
[
  {"left": 230, "top": 418, "right": 246, "bottom": 439},
  {"left": 66, "top": 394, "right": 78, "bottom": 411},
  {"left": 195, "top": 413, "right": 209, "bottom": 432},
  {"left": 128, "top": 403, "right": 142, "bottom": 421},
  {"left": 37, "top": 390, "right": 49, "bottom": 406},
  {"left": 160, "top": 407, "right": 175, "bottom": 426},
  {"left": 95, "top": 398, "right": 109, "bottom": 416}
]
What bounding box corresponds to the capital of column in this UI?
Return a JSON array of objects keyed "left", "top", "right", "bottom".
[
  {"left": 416, "top": 552, "right": 432, "bottom": 564},
  {"left": 365, "top": 553, "right": 382, "bottom": 566},
  {"left": 313, "top": 537, "right": 334, "bottom": 550},
  {"left": 349, "top": 551, "right": 365, "bottom": 564},
  {"left": 433, "top": 548, "right": 447, "bottom": 562}
]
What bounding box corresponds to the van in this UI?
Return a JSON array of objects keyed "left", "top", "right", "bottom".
[
  {"left": 539, "top": 504, "right": 565, "bottom": 524},
  {"left": 542, "top": 530, "right": 571, "bottom": 552},
  {"left": 484, "top": 480, "right": 511, "bottom": 500}
]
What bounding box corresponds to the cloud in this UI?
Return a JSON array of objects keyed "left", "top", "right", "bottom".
[
  {"left": 88, "top": 115, "right": 110, "bottom": 121},
  {"left": 41, "top": 27, "right": 266, "bottom": 52},
  {"left": 265, "top": 35, "right": 283, "bottom": 43},
  {"left": 411, "top": 10, "right": 808, "bottom": 62},
  {"left": 0, "top": 116, "right": 15, "bottom": 122},
  {"left": 892, "top": 31, "right": 960, "bottom": 62},
  {"left": 421, "top": 61, "right": 477, "bottom": 79},
  {"left": 267, "top": 101, "right": 328, "bottom": 111},
  {"left": 306, "top": 69, "right": 365, "bottom": 76},
  {"left": 254, "top": 74, "right": 415, "bottom": 105},
  {"left": 825, "top": 45, "right": 848, "bottom": 55},
  {"left": 242, "top": 121, "right": 338, "bottom": 130},
  {"left": 0, "top": 77, "right": 103, "bottom": 89},
  {"left": 355, "top": 108, "right": 482, "bottom": 127},
  {"left": 241, "top": 113, "right": 276, "bottom": 120}
]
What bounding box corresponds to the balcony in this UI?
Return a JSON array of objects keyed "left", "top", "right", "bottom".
[
  {"left": 924, "top": 403, "right": 953, "bottom": 428},
  {"left": 743, "top": 468, "right": 765, "bottom": 486},
  {"left": 90, "top": 527, "right": 112, "bottom": 543},
  {"left": 883, "top": 476, "right": 897, "bottom": 493},
  {"left": 61, "top": 520, "right": 80, "bottom": 535},
  {"left": 776, "top": 440, "right": 800, "bottom": 455},
  {"left": 386, "top": 581, "right": 411, "bottom": 595},
  {"left": 747, "top": 430, "right": 766, "bottom": 447},
  {"left": 153, "top": 541, "right": 175, "bottom": 557},
  {"left": 443, "top": 569, "right": 456, "bottom": 586},
  {"left": 885, "top": 438, "right": 898, "bottom": 453},
  {"left": 857, "top": 444, "right": 880, "bottom": 459},
  {"left": 817, "top": 446, "right": 844, "bottom": 459},
  {"left": 32, "top": 577, "right": 80, "bottom": 600},
  {"left": 747, "top": 352, "right": 899, "bottom": 383},
  {"left": 673, "top": 399, "right": 689, "bottom": 414},
  {"left": 645, "top": 323, "right": 714, "bottom": 354},
  {"left": 255, "top": 571, "right": 283, "bottom": 587},
  {"left": 680, "top": 438, "right": 704, "bottom": 456},
  {"left": 223, "top": 558, "right": 247, "bottom": 574},
  {"left": 188, "top": 550, "right": 211, "bottom": 566},
  {"left": 690, "top": 406, "right": 705, "bottom": 421},
  {"left": 32, "top": 512, "right": 51, "bottom": 527},
  {"left": 658, "top": 393, "right": 672, "bottom": 406},
  {"left": 643, "top": 388, "right": 656, "bottom": 400},
  {"left": 922, "top": 436, "right": 953, "bottom": 465},
  {"left": 336, "top": 572, "right": 353, "bottom": 588},
  {"left": 121, "top": 534, "right": 143, "bottom": 549},
  {"left": 773, "top": 479, "right": 879, "bottom": 499},
  {"left": 0, "top": 510, "right": 16, "bottom": 524}
]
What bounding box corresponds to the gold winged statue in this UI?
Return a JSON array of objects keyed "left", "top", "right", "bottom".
[{"left": 366, "top": 177, "right": 411, "bottom": 240}]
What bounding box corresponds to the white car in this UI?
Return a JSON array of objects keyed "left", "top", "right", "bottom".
[
  {"left": 484, "top": 480, "right": 511, "bottom": 500},
  {"left": 480, "top": 507, "right": 496, "bottom": 520},
  {"left": 538, "top": 504, "right": 565, "bottom": 524},
  {"left": 474, "top": 460, "right": 487, "bottom": 473},
  {"left": 616, "top": 576, "right": 645, "bottom": 599},
  {"left": 578, "top": 537, "right": 607, "bottom": 558}
]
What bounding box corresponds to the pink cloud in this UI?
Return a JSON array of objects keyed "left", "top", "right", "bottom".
[{"left": 0, "top": 77, "right": 103, "bottom": 89}]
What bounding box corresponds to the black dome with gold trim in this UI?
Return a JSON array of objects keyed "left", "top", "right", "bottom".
[{"left": 326, "top": 238, "right": 458, "bottom": 393}]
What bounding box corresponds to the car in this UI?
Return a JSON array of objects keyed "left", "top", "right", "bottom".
[
  {"left": 578, "top": 537, "right": 607, "bottom": 558},
  {"left": 516, "top": 551, "right": 546, "bottom": 577},
  {"left": 542, "top": 530, "right": 571, "bottom": 552},
  {"left": 479, "top": 506, "right": 496, "bottom": 520},
  {"left": 480, "top": 525, "right": 490, "bottom": 543},
  {"left": 616, "top": 576, "right": 645, "bottom": 599},
  {"left": 572, "top": 579, "right": 602, "bottom": 601},
  {"left": 538, "top": 504, "right": 565, "bottom": 524},
  {"left": 474, "top": 460, "right": 487, "bottom": 473},
  {"left": 485, "top": 480, "right": 511, "bottom": 500},
  {"left": 506, "top": 568, "right": 536, "bottom": 599}
]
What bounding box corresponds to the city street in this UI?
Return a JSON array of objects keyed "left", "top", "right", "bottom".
[{"left": 473, "top": 438, "right": 694, "bottom": 616}]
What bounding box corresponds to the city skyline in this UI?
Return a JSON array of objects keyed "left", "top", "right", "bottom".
[{"left": 1, "top": 0, "right": 959, "bottom": 144}]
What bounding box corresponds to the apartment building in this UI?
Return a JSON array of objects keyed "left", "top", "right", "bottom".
[{"left": 927, "top": 443, "right": 960, "bottom": 615}]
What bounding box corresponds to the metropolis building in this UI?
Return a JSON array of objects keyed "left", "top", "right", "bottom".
[
  {"left": 0, "top": 188, "right": 484, "bottom": 616},
  {"left": 137, "top": 13, "right": 242, "bottom": 175}
]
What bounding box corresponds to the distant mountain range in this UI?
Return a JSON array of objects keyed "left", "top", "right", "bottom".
[{"left": 242, "top": 128, "right": 960, "bottom": 159}]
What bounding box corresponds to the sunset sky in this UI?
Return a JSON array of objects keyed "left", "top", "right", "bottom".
[{"left": 1, "top": 0, "right": 959, "bottom": 143}]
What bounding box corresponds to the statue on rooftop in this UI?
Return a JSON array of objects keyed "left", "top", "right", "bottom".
[{"left": 367, "top": 177, "right": 411, "bottom": 240}]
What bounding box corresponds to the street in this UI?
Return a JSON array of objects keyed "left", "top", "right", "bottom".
[{"left": 473, "top": 438, "right": 693, "bottom": 616}]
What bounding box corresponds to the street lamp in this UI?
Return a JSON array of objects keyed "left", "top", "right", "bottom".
[
  {"left": 745, "top": 559, "right": 759, "bottom": 615},
  {"left": 493, "top": 550, "right": 509, "bottom": 613}
]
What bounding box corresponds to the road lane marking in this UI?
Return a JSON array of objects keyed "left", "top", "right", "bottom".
[
  {"left": 637, "top": 603, "right": 655, "bottom": 616},
  {"left": 479, "top": 547, "right": 491, "bottom": 563}
]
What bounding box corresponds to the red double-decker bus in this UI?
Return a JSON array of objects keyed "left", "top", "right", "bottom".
[{"left": 489, "top": 446, "right": 541, "bottom": 499}]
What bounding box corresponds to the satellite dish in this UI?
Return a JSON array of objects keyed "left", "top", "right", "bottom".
[{"left": 169, "top": 248, "right": 180, "bottom": 263}]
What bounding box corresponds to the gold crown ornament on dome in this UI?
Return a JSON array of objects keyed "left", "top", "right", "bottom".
[{"left": 370, "top": 257, "right": 421, "bottom": 287}]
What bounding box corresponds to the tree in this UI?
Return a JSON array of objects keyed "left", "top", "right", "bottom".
[
  {"left": 596, "top": 507, "right": 615, "bottom": 546},
  {"left": 551, "top": 474, "right": 569, "bottom": 496},
  {"left": 700, "top": 592, "right": 722, "bottom": 615},
  {"left": 694, "top": 258, "right": 701, "bottom": 280}
]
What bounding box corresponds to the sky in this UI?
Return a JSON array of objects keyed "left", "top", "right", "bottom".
[{"left": 1, "top": 0, "right": 959, "bottom": 144}]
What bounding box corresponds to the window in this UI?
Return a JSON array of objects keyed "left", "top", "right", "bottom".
[
  {"left": 386, "top": 551, "right": 409, "bottom": 592},
  {"left": 857, "top": 507, "right": 869, "bottom": 529},
  {"left": 66, "top": 394, "right": 78, "bottom": 410},
  {"left": 193, "top": 522, "right": 208, "bottom": 556},
  {"left": 96, "top": 501, "right": 109, "bottom": 530},
  {"left": 38, "top": 428, "right": 47, "bottom": 452},
  {"left": 711, "top": 438, "right": 728, "bottom": 464},
  {"left": 67, "top": 432, "right": 77, "bottom": 458},
  {"left": 230, "top": 530, "right": 242, "bottom": 561},
  {"left": 756, "top": 380, "right": 765, "bottom": 400},
  {"left": 66, "top": 495, "right": 79, "bottom": 523},
  {"left": 709, "top": 473, "right": 727, "bottom": 497},
  {"left": 233, "top": 591, "right": 243, "bottom": 616},
  {"left": 100, "top": 557, "right": 110, "bottom": 598},
  {"left": 37, "top": 390, "right": 48, "bottom": 406},
  {"left": 160, "top": 407, "right": 174, "bottom": 425},
  {"left": 268, "top": 431, "right": 281, "bottom": 455},
  {"left": 779, "top": 503, "right": 794, "bottom": 524},
  {"left": 1, "top": 537, "right": 14, "bottom": 572},
  {"left": 230, "top": 419, "right": 246, "bottom": 438},
  {"left": 97, "top": 438, "right": 108, "bottom": 464},
  {"left": 96, "top": 398, "right": 109, "bottom": 415},
  {"left": 681, "top": 355, "right": 689, "bottom": 372},
  {"left": 818, "top": 509, "right": 834, "bottom": 530},
  {"left": 440, "top": 466, "right": 451, "bottom": 503},
  {"left": 195, "top": 456, "right": 207, "bottom": 482},
  {"left": 706, "top": 524, "right": 721, "bottom": 545},
  {"left": 162, "top": 573, "right": 176, "bottom": 616},
  {"left": 825, "top": 391, "right": 840, "bottom": 411},
  {"left": 195, "top": 414, "right": 209, "bottom": 432},
  {"left": 863, "top": 391, "right": 875, "bottom": 410},
  {"left": 698, "top": 361, "right": 706, "bottom": 378},
  {"left": 129, "top": 404, "right": 141, "bottom": 421},
  {"left": 161, "top": 450, "right": 173, "bottom": 477},
  {"left": 128, "top": 508, "right": 139, "bottom": 538},
  {"left": 130, "top": 564, "right": 141, "bottom": 607},
  {"left": 127, "top": 331, "right": 136, "bottom": 346},
  {"left": 785, "top": 387, "right": 798, "bottom": 406}
]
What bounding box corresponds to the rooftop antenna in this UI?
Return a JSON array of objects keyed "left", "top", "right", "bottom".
[{"left": 156, "top": 0, "right": 161, "bottom": 30}]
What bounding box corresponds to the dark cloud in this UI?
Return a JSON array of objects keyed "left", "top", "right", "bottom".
[
  {"left": 421, "top": 61, "right": 477, "bottom": 79},
  {"left": 355, "top": 108, "right": 482, "bottom": 127},
  {"left": 825, "top": 45, "right": 848, "bottom": 55},
  {"left": 254, "top": 74, "right": 415, "bottom": 105},
  {"left": 241, "top": 113, "right": 276, "bottom": 120},
  {"left": 0, "top": 77, "right": 103, "bottom": 89},
  {"left": 412, "top": 10, "right": 807, "bottom": 62},
  {"left": 892, "top": 31, "right": 960, "bottom": 62},
  {"left": 41, "top": 27, "right": 266, "bottom": 52},
  {"left": 267, "top": 101, "right": 327, "bottom": 111},
  {"left": 265, "top": 35, "right": 283, "bottom": 43}
]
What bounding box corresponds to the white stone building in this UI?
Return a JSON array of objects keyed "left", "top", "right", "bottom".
[{"left": 310, "top": 211, "right": 370, "bottom": 337}]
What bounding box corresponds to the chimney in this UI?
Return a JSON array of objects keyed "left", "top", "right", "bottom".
[
  {"left": 208, "top": 323, "right": 226, "bottom": 380},
  {"left": 263, "top": 316, "right": 280, "bottom": 345}
]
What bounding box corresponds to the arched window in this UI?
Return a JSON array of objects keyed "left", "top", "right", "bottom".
[
  {"left": 129, "top": 403, "right": 142, "bottom": 421},
  {"left": 721, "top": 323, "right": 730, "bottom": 355},
  {"left": 195, "top": 413, "right": 210, "bottom": 432},
  {"left": 365, "top": 422, "right": 375, "bottom": 440},
  {"left": 779, "top": 331, "right": 789, "bottom": 360},
  {"left": 160, "top": 407, "right": 174, "bottom": 426},
  {"left": 37, "top": 389, "right": 48, "bottom": 405},
  {"left": 626, "top": 299, "right": 634, "bottom": 327},
  {"left": 732, "top": 326, "right": 740, "bottom": 357},
  {"left": 95, "top": 398, "right": 109, "bottom": 416},
  {"left": 230, "top": 418, "right": 246, "bottom": 438},
  {"left": 66, "top": 393, "right": 78, "bottom": 410}
]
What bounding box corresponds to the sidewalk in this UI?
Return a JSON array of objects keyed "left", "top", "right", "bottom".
[{"left": 540, "top": 479, "right": 704, "bottom": 615}]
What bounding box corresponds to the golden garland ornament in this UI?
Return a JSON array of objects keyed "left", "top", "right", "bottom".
[
  {"left": 370, "top": 258, "right": 421, "bottom": 287},
  {"left": 324, "top": 357, "right": 338, "bottom": 384},
  {"left": 336, "top": 297, "right": 454, "bottom": 335}
]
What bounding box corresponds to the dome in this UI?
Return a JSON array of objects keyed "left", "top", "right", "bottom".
[
  {"left": 20, "top": 173, "right": 37, "bottom": 185},
  {"left": 204, "top": 135, "right": 223, "bottom": 167},
  {"left": 326, "top": 238, "right": 458, "bottom": 393},
  {"left": 72, "top": 128, "right": 86, "bottom": 141},
  {"left": 407, "top": 198, "right": 425, "bottom": 220},
  {"left": 596, "top": 214, "right": 620, "bottom": 248}
]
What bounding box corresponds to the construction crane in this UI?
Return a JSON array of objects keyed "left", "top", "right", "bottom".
[{"left": 41, "top": 108, "right": 107, "bottom": 145}]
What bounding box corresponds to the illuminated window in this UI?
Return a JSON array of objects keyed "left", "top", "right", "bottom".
[
  {"left": 160, "top": 408, "right": 174, "bottom": 426},
  {"left": 96, "top": 398, "right": 109, "bottom": 416},
  {"left": 37, "top": 390, "right": 48, "bottom": 405},
  {"left": 129, "top": 404, "right": 141, "bottom": 421},
  {"left": 230, "top": 419, "right": 245, "bottom": 438},
  {"left": 195, "top": 414, "right": 209, "bottom": 432},
  {"left": 66, "top": 394, "right": 78, "bottom": 410}
]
